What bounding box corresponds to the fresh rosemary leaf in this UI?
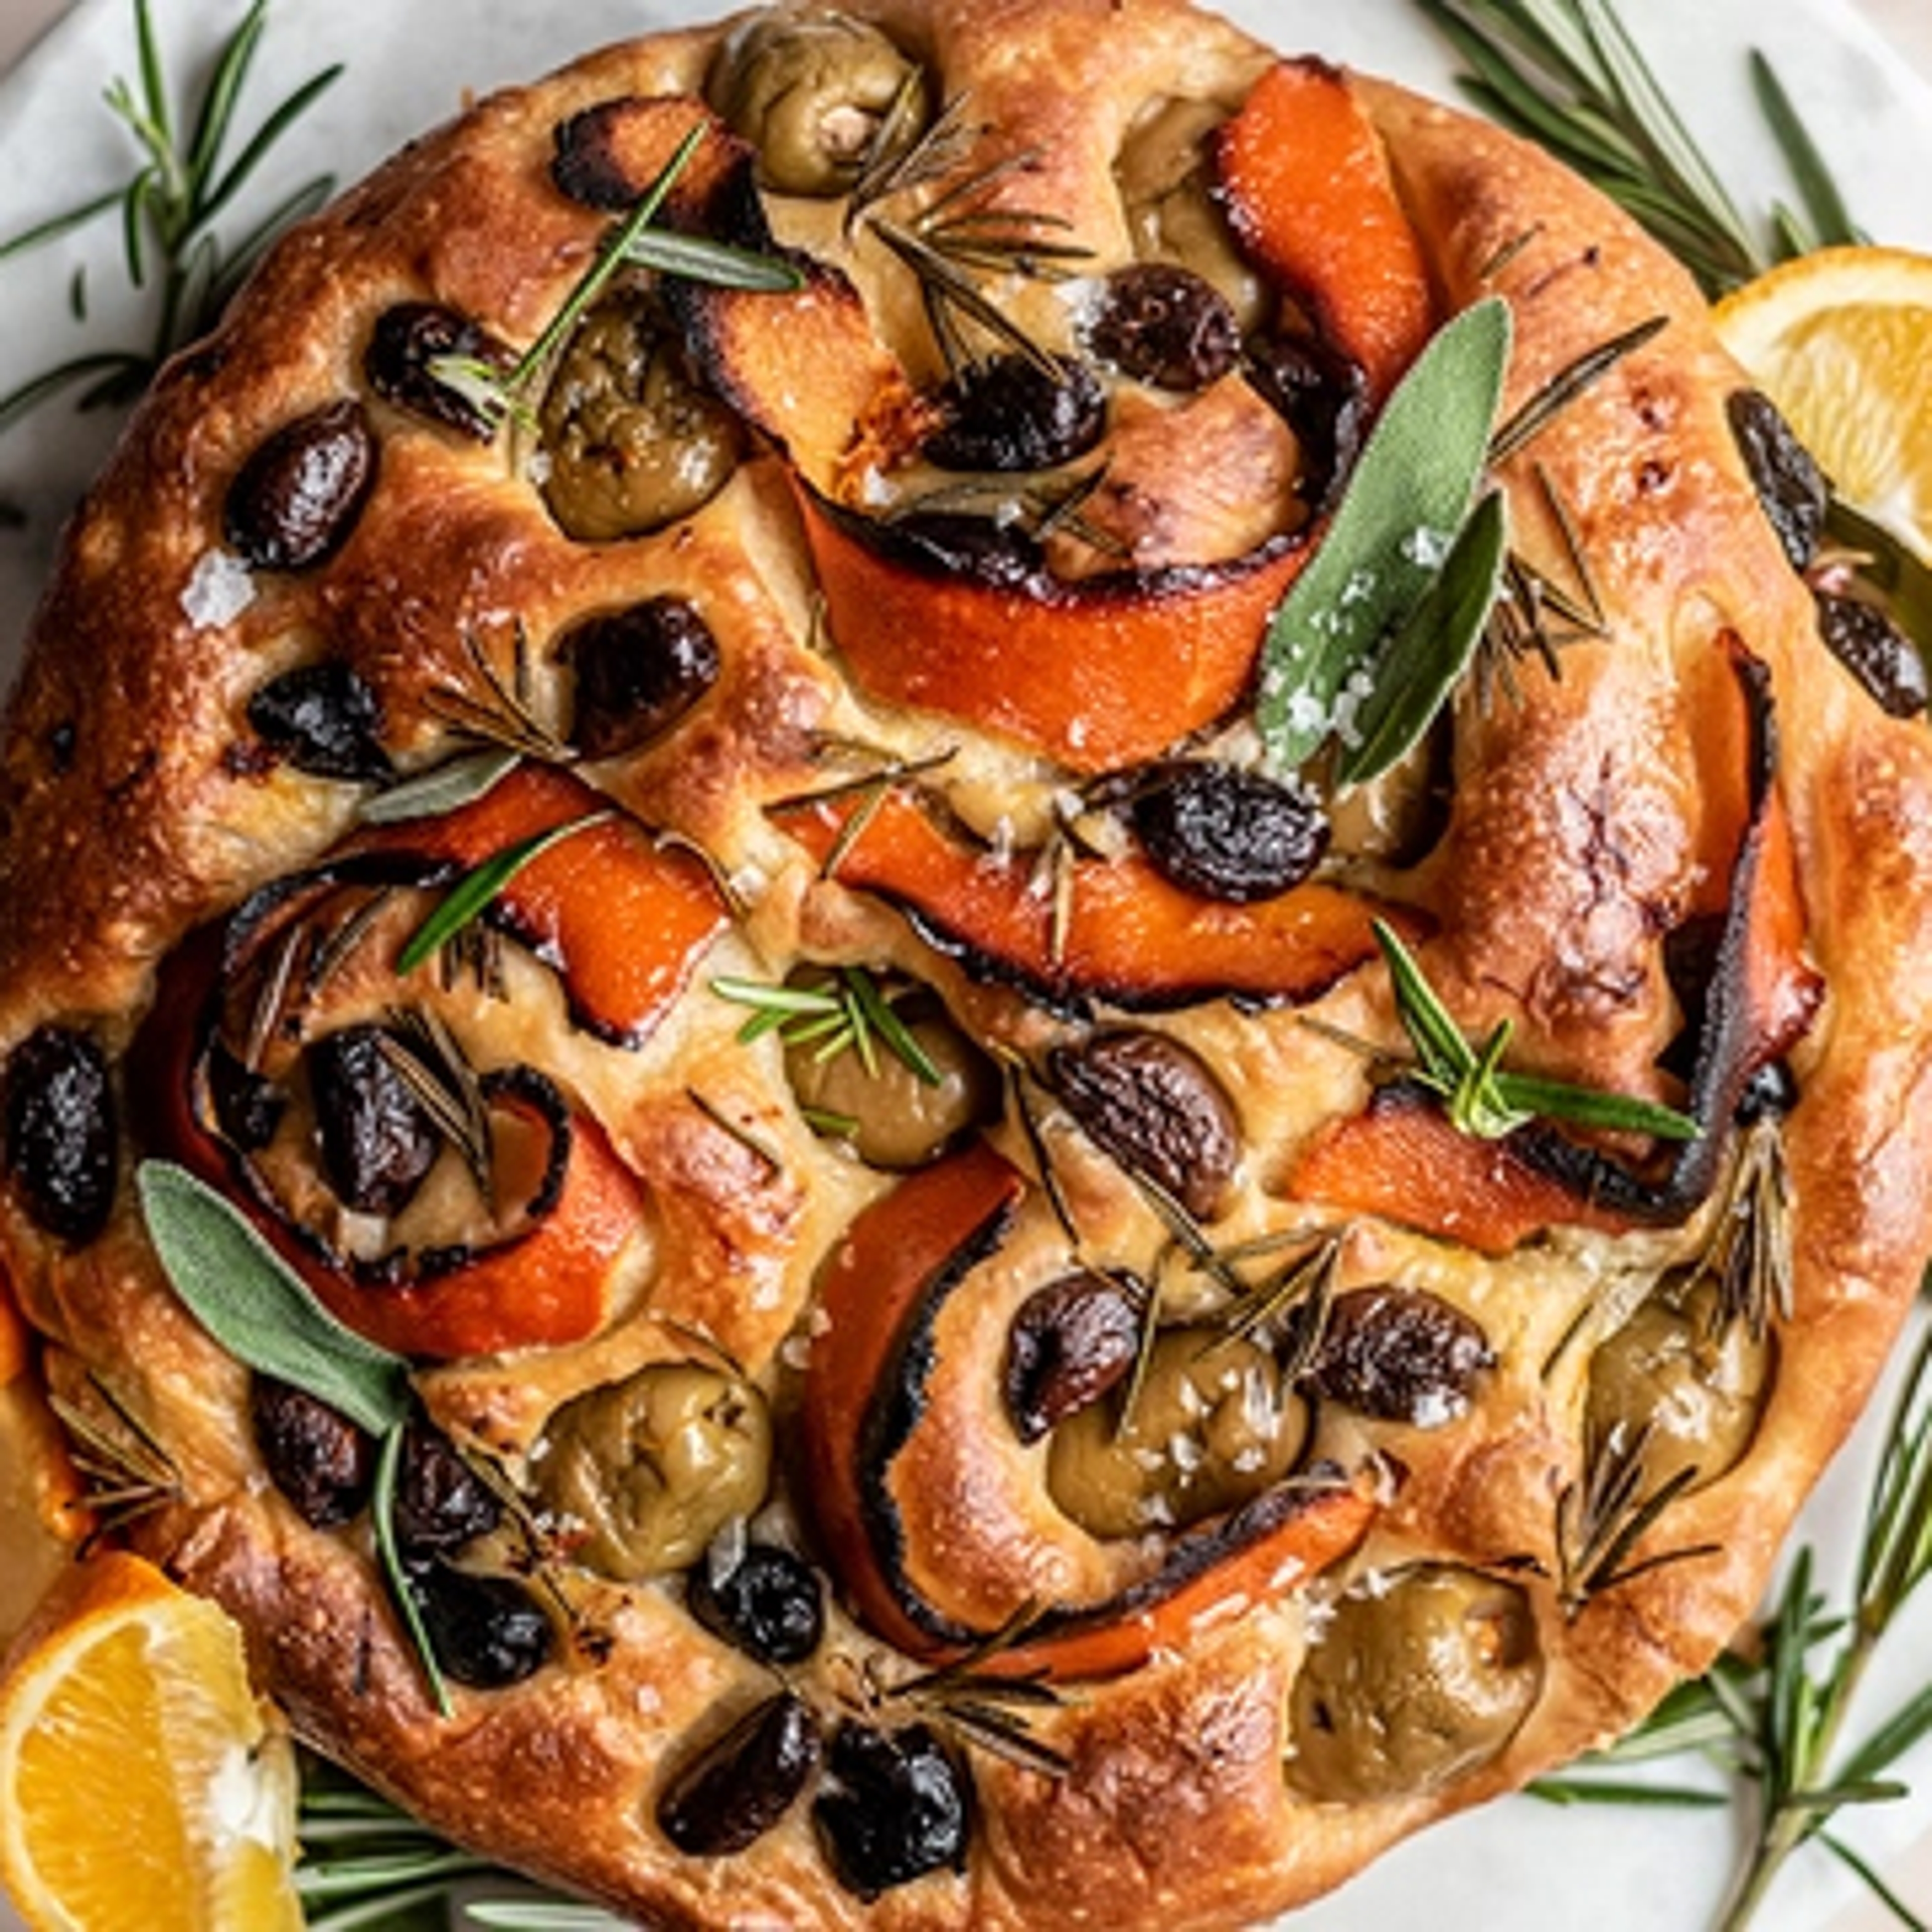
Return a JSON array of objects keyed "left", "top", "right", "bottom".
[
  {"left": 396, "top": 811, "right": 610, "bottom": 975},
  {"left": 1373, "top": 921, "right": 1698, "bottom": 1141},
  {"left": 1748, "top": 51, "right": 1863, "bottom": 254},
  {"left": 1257, "top": 297, "right": 1512, "bottom": 774},
  {"left": 0, "top": 187, "right": 125, "bottom": 261},
  {"left": 1528, "top": 1776, "right": 1728, "bottom": 1808},
  {"left": 135, "top": 1159, "right": 410, "bottom": 1437},
  {"left": 0, "top": 352, "right": 149, "bottom": 435},
  {"left": 359, "top": 748, "right": 523, "bottom": 824},
  {"left": 620, "top": 228, "right": 804, "bottom": 292},
  {"left": 1487, "top": 313, "right": 1668, "bottom": 466},
  {"left": 372, "top": 1422, "right": 454, "bottom": 1722},
  {"left": 1337, "top": 488, "right": 1509, "bottom": 784}
]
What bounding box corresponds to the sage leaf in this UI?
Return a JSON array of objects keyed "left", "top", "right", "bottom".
[
  {"left": 136, "top": 1160, "right": 410, "bottom": 1436},
  {"left": 396, "top": 811, "right": 611, "bottom": 975},
  {"left": 1337, "top": 488, "right": 1510, "bottom": 785},
  {"left": 1257, "top": 296, "right": 1512, "bottom": 774},
  {"left": 358, "top": 748, "right": 522, "bottom": 825}
]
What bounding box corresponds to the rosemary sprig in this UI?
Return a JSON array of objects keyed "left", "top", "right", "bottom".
[
  {"left": 1419, "top": 0, "right": 1864, "bottom": 296},
  {"left": 0, "top": 0, "right": 342, "bottom": 434},
  {"left": 1373, "top": 921, "right": 1699, "bottom": 1142},
  {"left": 711, "top": 967, "right": 942, "bottom": 1086},
  {"left": 47, "top": 1375, "right": 183, "bottom": 1544},
  {"left": 1553, "top": 1420, "right": 1717, "bottom": 1620},
  {"left": 422, "top": 623, "right": 573, "bottom": 765},
  {"left": 395, "top": 812, "right": 611, "bottom": 977}
]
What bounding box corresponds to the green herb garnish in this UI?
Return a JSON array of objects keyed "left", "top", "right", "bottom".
[
  {"left": 1419, "top": 0, "right": 1864, "bottom": 296},
  {"left": 0, "top": 0, "right": 342, "bottom": 434},
  {"left": 1373, "top": 920, "right": 1699, "bottom": 1141},
  {"left": 1256, "top": 297, "right": 1512, "bottom": 777},
  {"left": 711, "top": 965, "right": 942, "bottom": 1086},
  {"left": 395, "top": 812, "right": 611, "bottom": 977}
]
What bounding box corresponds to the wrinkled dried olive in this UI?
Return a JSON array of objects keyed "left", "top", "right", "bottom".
[
  {"left": 1727, "top": 388, "right": 1827, "bottom": 572},
  {"left": 1815, "top": 590, "right": 1928, "bottom": 717},
  {"left": 1585, "top": 1275, "right": 1772, "bottom": 1495},
  {"left": 206, "top": 1044, "right": 286, "bottom": 1153},
  {"left": 1287, "top": 1565, "right": 1541, "bottom": 1800},
  {"left": 1046, "top": 1326, "right": 1305, "bottom": 1538},
  {"left": 1050, "top": 1029, "right": 1240, "bottom": 1221},
  {"left": 308, "top": 1025, "right": 440, "bottom": 1219},
  {"left": 1003, "top": 1269, "right": 1144, "bottom": 1444},
  {"left": 392, "top": 1416, "right": 502, "bottom": 1556},
  {"left": 782, "top": 983, "right": 1000, "bottom": 1170},
  {"left": 686, "top": 1540, "right": 825, "bottom": 1666},
  {"left": 539, "top": 289, "right": 743, "bottom": 541},
  {"left": 706, "top": 11, "right": 924, "bottom": 198},
  {"left": 1084, "top": 264, "right": 1241, "bottom": 391},
  {"left": 3, "top": 1025, "right": 116, "bottom": 1245},
  {"left": 245, "top": 662, "right": 392, "bottom": 783},
  {"left": 536, "top": 1363, "right": 773, "bottom": 1579},
  {"left": 657, "top": 1691, "right": 822, "bottom": 1856},
  {"left": 1311, "top": 1286, "right": 1494, "bottom": 1427},
  {"left": 1128, "top": 760, "right": 1329, "bottom": 903},
  {"left": 1245, "top": 332, "right": 1371, "bottom": 514},
  {"left": 814, "top": 1721, "right": 973, "bottom": 1901},
  {"left": 889, "top": 511, "right": 1044, "bottom": 587},
  {"left": 923, "top": 354, "right": 1106, "bottom": 474},
  {"left": 410, "top": 1562, "right": 552, "bottom": 1689},
  {"left": 1114, "top": 96, "right": 1264, "bottom": 327},
  {"left": 223, "top": 399, "right": 377, "bottom": 572},
  {"left": 364, "top": 303, "right": 514, "bottom": 441},
  {"left": 563, "top": 596, "right": 722, "bottom": 760},
  {"left": 251, "top": 1377, "right": 375, "bottom": 1528}
]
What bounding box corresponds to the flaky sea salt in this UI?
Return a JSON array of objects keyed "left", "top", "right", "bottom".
[{"left": 180, "top": 549, "right": 255, "bottom": 630}]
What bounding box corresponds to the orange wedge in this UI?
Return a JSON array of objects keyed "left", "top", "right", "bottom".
[
  {"left": 1713, "top": 245, "right": 1932, "bottom": 559},
  {"left": 0, "top": 1552, "right": 301, "bottom": 1932}
]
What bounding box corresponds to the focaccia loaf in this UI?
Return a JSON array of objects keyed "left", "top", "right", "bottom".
[{"left": 4, "top": 2, "right": 1931, "bottom": 1926}]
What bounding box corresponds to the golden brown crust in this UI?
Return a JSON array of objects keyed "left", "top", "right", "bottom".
[{"left": 3, "top": 3, "right": 1930, "bottom": 1928}]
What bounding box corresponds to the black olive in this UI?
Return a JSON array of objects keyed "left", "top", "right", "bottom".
[
  {"left": 409, "top": 1562, "right": 552, "bottom": 1689},
  {"left": 1310, "top": 1287, "right": 1495, "bottom": 1427},
  {"left": 2, "top": 1025, "right": 116, "bottom": 1246},
  {"left": 251, "top": 1377, "right": 375, "bottom": 1528},
  {"left": 814, "top": 1721, "right": 973, "bottom": 1901},
  {"left": 1084, "top": 264, "right": 1240, "bottom": 392},
  {"left": 1128, "top": 760, "right": 1329, "bottom": 903},
  {"left": 245, "top": 662, "right": 393, "bottom": 783},
  {"left": 1049, "top": 1029, "right": 1241, "bottom": 1222},
  {"left": 364, "top": 302, "right": 515, "bottom": 442},
  {"left": 1003, "top": 1269, "right": 1144, "bottom": 1444},
  {"left": 890, "top": 511, "right": 1045, "bottom": 588},
  {"left": 656, "top": 1692, "right": 822, "bottom": 1857},
  {"left": 1245, "top": 333, "right": 1370, "bottom": 513},
  {"left": 685, "top": 1541, "right": 825, "bottom": 1666},
  {"left": 923, "top": 354, "right": 1106, "bottom": 473},
  {"left": 1727, "top": 388, "right": 1828, "bottom": 572},
  {"left": 1815, "top": 590, "right": 1928, "bottom": 717},
  {"left": 308, "top": 1024, "right": 441, "bottom": 1219},
  {"left": 563, "top": 596, "right": 723, "bottom": 760},
  {"left": 391, "top": 1416, "right": 502, "bottom": 1556},
  {"left": 205, "top": 1043, "right": 286, "bottom": 1153},
  {"left": 223, "top": 399, "right": 378, "bottom": 572}
]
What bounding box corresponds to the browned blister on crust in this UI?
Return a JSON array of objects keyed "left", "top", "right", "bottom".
[{"left": 2, "top": 4, "right": 1930, "bottom": 1929}]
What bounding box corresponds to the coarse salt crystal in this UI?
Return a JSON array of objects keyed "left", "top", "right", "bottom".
[{"left": 180, "top": 549, "right": 255, "bottom": 630}]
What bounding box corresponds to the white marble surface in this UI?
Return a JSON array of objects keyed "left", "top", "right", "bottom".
[{"left": 0, "top": 4, "right": 1930, "bottom": 1931}]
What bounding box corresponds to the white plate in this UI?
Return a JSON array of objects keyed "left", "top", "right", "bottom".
[{"left": 1, "top": 4, "right": 1929, "bottom": 1930}]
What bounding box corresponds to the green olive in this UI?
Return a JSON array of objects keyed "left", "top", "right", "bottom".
[
  {"left": 1113, "top": 97, "right": 1266, "bottom": 330},
  {"left": 1585, "top": 1275, "right": 1773, "bottom": 1495},
  {"left": 706, "top": 11, "right": 924, "bottom": 198},
  {"left": 1046, "top": 1327, "right": 1305, "bottom": 1540},
  {"left": 538, "top": 288, "right": 743, "bottom": 542},
  {"left": 535, "top": 1363, "right": 772, "bottom": 1579},
  {"left": 1287, "top": 1565, "right": 1542, "bottom": 1801},
  {"left": 781, "top": 979, "right": 999, "bottom": 1170}
]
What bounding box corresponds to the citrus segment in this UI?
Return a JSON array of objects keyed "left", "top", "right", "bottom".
[
  {"left": 0, "top": 1552, "right": 300, "bottom": 1932},
  {"left": 1713, "top": 244, "right": 1932, "bottom": 558}
]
